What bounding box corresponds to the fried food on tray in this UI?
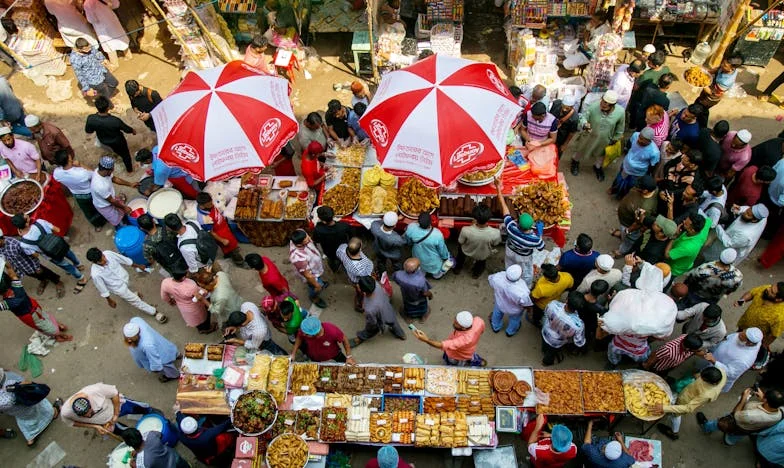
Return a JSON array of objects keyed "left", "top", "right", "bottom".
[
  {"left": 534, "top": 370, "right": 584, "bottom": 415},
  {"left": 290, "top": 363, "right": 318, "bottom": 395},
  {"left": 267, "top": 433, "right": 308, "bottom": 468},
  {"left": 582, "top": 372, "right": 625, "bottom": 413},
  {"left": 184, "top": 343, "right": 206, "bottom": 354},
  {"left": 460, "top": 160, "right": 504, "bottom": 183},
  {"left": 232, "top": 390, "right": 277, "bottom": 434},
  {"left": 457, "top": 369, "right": 491, "bottom": 396},
  {"left": 398, "top": 178, "right": 439, "bottom": 215},
  {"left": 685, "top": 66, "right": 711, "bottom": 88},
  {"left": 624, "top": 382, "right": 669, "bottom": 418},
  {"left": 359, "top": 186, "right": 397, "bottom": 215},
  {"left": 322, "top": 184, "right": 357, "bottom": 216},
  {"left": 335, "top": 144, "right": 366, "bottom": 167},
  {"left": 425, "top": 367, "right": 458, "bottom": 395},
  {"left": 511, "top": 181, "right": 569, "bottom": 226}
]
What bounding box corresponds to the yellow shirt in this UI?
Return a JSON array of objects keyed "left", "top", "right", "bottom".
[
  {"left": 531, "top": 273, "right": 574, "bottom": 309},
  {"left": 664, "top": 369, "right": 726, "bottom": 415},
  {"left": 737, "top": 285, "right": 784, "bottom": 338}
]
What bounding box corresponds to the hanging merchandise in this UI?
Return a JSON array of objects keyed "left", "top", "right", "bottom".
[
  {"left": 584, "top": 32, "right": 623, "bottom": 92},
  {"left": 429, "top": 23, "right": 462, "bottom": 57},
  {"left": 5, "top": 0, "right": 67, "bottom": 76},
  {"left": 159, "top": 0, "right": 218, "bottom": 70},
  {"left": 423, "top": 0, "right": 464, "bottom": 29}
]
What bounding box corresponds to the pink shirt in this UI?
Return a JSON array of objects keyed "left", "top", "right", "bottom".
[
  {"left": 243, "top": 46, "right": 274, "bottom": 74},
  {"left": 160, "top": 277, "right": 207, "bottom": 327},
  {"left": 289, "top": 241, "right": 324, "bottom": 282},
  {"left": 0, "top": 138, "right": 40, "bottom": 174},
  {"left": 719, "top": 131, "right": 752, "bottom": 172},
  {"left": 442, "top": 316, "right": 485, "bottom": 361}
]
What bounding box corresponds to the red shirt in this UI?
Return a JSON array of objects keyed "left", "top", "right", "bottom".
[
  {"left": 258, "top": 256, "right": 289, "bottom": 298},
  {"left": 298, "top": 322, "right": 344, "bottom": 361},
  {"left": 274, "top": 157, "right": 296, "bottom": 176},
  {"left": 528, "top": 438, "right": 577, "bottom": 468},
  {"left": 727, "top": 165, "right": 763, "bottom": 207},
  {"left": 301, "top": 156, "right": 325, "bottom": 189}
]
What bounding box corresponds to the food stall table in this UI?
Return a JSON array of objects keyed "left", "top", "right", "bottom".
[
  {"left": 175, "top": 376, "right": 230, "bottom": 415},
  {"left": 0, "top": 176, "right": 73, "bottom": 236}
]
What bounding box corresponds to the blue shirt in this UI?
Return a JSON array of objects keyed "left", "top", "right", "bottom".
[
  {"left": 0, "top": 78, "right": 23, "bottom": 123},
  {"left": 622, "top": 132, "right": 660, "bottom": 176},
  {"left": 128, "top": 317, "right": 178, "bottom": 372},
  {"left": 404, "top": 224, "right": 450, "bottom": 275},
  {"left": 69, "top": 47, "right": 108, "bottom": 91},
  {"left": 768, "top": 158, "right": 784, "bottom": 207},
  {"left": 503, "top": 215, "right": 544, "bottom": 257},
  {"left": 669, "top": 110, "right": 700, "bottom": 148},
  {"left": 714, "top": 69, "right": 738, "bottom": 91},
  {"left": 152, "top": 146, "right": 190, "bottom": 185},
  {"left": 582, "top": 443, "right": 635, "bottom": 468},
  {"left": 347, "top": 110, "right": 368, "bottom": 141},
  {"left": 558, "top": 249, "right": 599, "bottom": 285}
]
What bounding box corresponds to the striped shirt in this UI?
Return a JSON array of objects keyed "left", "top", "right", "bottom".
[
  {"left": 0, "top": 236, "right": 40, "bottom": 276},
  {"left": 335, "top": 243, "right": 374, "bottom": 283},
  {"left": 652, "top": 334, "right": 695, "bottom": 372},
  {"left": 541, "top": 300, "right": 586, "bottom": 349},
  {"left": 611, "top": 334, "right": 650, "bottom": 358},
  {"left": 503, "top": 215, "right": 545, "bottom": 256}
]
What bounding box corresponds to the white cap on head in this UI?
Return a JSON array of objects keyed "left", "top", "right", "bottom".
[
  {"left": 505, "top": 264, "right": 522, "bottom": 282},
  {"left": 455, "top": 311, "right": 473, "bottom": 328},
  {"left": 746, "top": 327, "right": 763, "bottom": 344},
  {"left": 562, "top": 95, "right": 576, "bottom": 107},
  {"left": 180, "top": 416, "right": 198, "bottom": 434},
  {"left": 0, "top": 127, "right": 12, "bottom": 136},
  {"left": 122, "top": 322, "right": 140, "bottom": 338},
  {"left": 737, "top": 129, "right": 752, "bottom": 143},
  {"left": 643, "top": 44, "right": 656, "bottom": 53},
  {"left": 24, "top": 115, "right": 40, "bottom": 127},
  {"left": 596, "top": 254, "right": 614, "bottom": 271},
  {"left": 720, "top": 248, "right": 738, "bottom": 265},
  {"left": 604, "top": 441, "right": 623, "bottom": 460},
  {"left": 383, "top": 211, "right": 397, "bottom": 227},
  {"left": 602, "top": 90, "right": 618, "bottom": 104}
]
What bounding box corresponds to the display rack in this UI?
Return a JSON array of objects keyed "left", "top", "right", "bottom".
[
  {"left": 422, "top": 0, "right": 464, "bottom": 29},
  {"left": 733, "top": 9, "right": 784, "bottom": 67},
  {"left": 158, "top": 0, "right": 217, "bottom": 70}
]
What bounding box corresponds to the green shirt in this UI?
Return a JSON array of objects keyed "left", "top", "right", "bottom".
[
  {"left": 638, "top": 65, "right": 671, "bottom": 88},
  {"left": 668, "top": 218, "right": 710, "bottom": 276}
]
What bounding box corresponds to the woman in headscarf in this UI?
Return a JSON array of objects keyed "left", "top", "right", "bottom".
[
  {"left": 0, "top": 263, "right": 72, "bottom": 342},
  {"left": 645, "top": 104, "right": 669, "bottom": 148},
  {"left": 195, "top": 270, "right": 243, "bottom": 327},
  {"left": 0, "top": 369, "right": 61, "bottom": 446},
  {"left": 704, "top": 328, "right": 763, "bottom": 392}
]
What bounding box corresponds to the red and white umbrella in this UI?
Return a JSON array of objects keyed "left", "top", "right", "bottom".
[
  {"left": 359, "top": 54, "right": 521, "bottom": 186},
  {"left": 151, "top": 61, "right": 298, "bottom": 181}
]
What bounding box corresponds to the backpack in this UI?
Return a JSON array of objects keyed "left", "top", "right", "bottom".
[
  {"left": 20, "top": 222, "right": 69, "bottom": 261},
  {"left": 180, "top": 221, "right": 219, "bottom": 264},
  {"left": 154, "top": 239, "right": 188, "bottom": 275}
]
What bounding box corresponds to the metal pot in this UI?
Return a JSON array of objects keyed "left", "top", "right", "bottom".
[{"left": 0, "top": 176, "right": 45, "bottom": 217}]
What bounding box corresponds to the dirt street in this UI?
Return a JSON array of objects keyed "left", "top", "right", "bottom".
[{"left": 0, "top": 14, "right": 783, "bottom": 468}]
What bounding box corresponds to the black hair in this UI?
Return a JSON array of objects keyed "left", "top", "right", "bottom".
[
  {"left": 713, "top": 120, "right": 730, "bottom": 138},
  {"left": 700, "top": 366, "right": 723, "bottom": 384},
  {"left": 94, "top": 96, "right": 111, "bottom": 113},
  {"left": 86, "top": 247, "right": 103, "bottom": 263},
  {"left": 777, "top": 282, "right": 784, "bottom": 300},
  {"left": 688, "top": 178, "right": 704, "bottom": 196},
  {"left": 418, "top": 49, "right": 434, "bottom": 60},
  {"left": 251, "top": 35, "right": 268, "bottom": 49},
  {"left": 687, "top": 103, "right": 705, "bottom": 118},
  {"left": 358, "top": 276, "right": 376, "bottom": 294},
  {"left": 686, "top": 148, "right": 703, "bottom": 166},
  {"left": 472, "top": 204, "right": 491, "bottom": 224},
  {"left": 172, "top": 270, "right": 187, "bottom": 281},
  {"left": 703, "top": 304, "right": 722, "bottom": 320},
  {"left": 726, "top": 52, "right": 744, "bottom": 67},
  {"left": 137, "top": 214, "right": 154, "bottom": 231},
  {"left": 509, "top": 86, "right": 522, "bottom": 98},
  {"left": 121, "top": 428, "right": 143, "bottom": 449},
  {"left": 668, "top": 138, "right": 684, "bottom": 151},
  {"left": 658, "top": 73, "right": 675, "bottom": 88},
  {"left": 649, "top": 50, "right": 666, "bottom": 67},
  {"left": 541, "top": 263, "right": 558, "bottom": 280},
  {"left": 305, "top": 112, "right": 323, "bottom": 126},
  {"left": 74, "top": 37, "right": 90, "bottom": 49},
  {"left": 575, "top": 233, "right": 593, "bottom": 254},
  {"left": 245, "top": 253, "right": 263, "bottom": 270},
  {"left": 327, "top": 99, "right": 342, "bottom": 116},
  {"left": 636, "top": 174, "right": 657, "bottom": 192},
  {"left": 590, "top": 279, "right": 609, "bottom": 297},
  {"left": 317, "top": 206, "right": 334, "bottom": 223},
  {"left": 290, "top": 229, "right": 307, "bottom": 245},
  {"left": 354, "top": 102, "right": 367, "bottom": 117},
  {"left": 164, "top": 213, "right": 183, "bottom": 231},
  {"left": 531, "top": 102, "right": 547, "bottom": 115},
  {"left": 705, "top": 176, "right": 724, "bottom": 194},
  {"left": 10, "top": 214, "right": 26, "bottom": 229},
  {"left": 134, "top": 148, "right": 153, "bottom": 163},
  {"left": 54, "top": 149, "right": 70, "bottom": 167},
  {"left": 688, "top": 213, "right": 706, "bottom": 232},
  {"left": 279, "top": 299, "right": 294, "bottom": 315},
  {"left": 567, "top": 290, "right": 586, "bottom": 311},
  {"left": 124, "top": 80, "right": 139, "bottom": 96},
  {"left": 196, "top": 192, "right": 212, "bottom": 205},
  {"left": 684, "top": 333, "right": 703, "bottom": 351},
  {"left": 226, "top": 311, "right": 246, "bottom": 327},
  {"left": 766, "top": 389, "right": 784, "bottom": 408},
  {"left": 757, "top": 166, "right": 777, "bottom": 183},
  {"left": 628, "top": 61, "right": 643, "bottom": 74},
  {"left": 642, "top": 215, "right": 656, "bottom": 229},
  {"left": 418, "top": 212, "right": 431, "bottom": 229}
]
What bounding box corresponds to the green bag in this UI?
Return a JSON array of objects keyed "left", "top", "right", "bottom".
[
  {"left": 18, "top": 346, "right": 42, "bottom": 378},
  {"left": 673, "top": 375, "right": 696, "bottom": 394},
  {"left": 283, "top": 297, "right": 304, "bottom": 335}
]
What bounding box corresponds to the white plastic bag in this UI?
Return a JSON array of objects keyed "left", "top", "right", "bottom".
[{"left": 601, "top": 288, "right": 677, "bottom": 337}]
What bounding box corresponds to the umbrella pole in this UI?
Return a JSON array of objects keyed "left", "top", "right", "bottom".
[
  {"left": 149, "top": 0, "right": 205, "bottom": 70},
  {"left": 186, "top": 3, "right": 232, "bottom": 64},
  {"left": 366, "top": 0, "right": 379, "bottom": 82}
]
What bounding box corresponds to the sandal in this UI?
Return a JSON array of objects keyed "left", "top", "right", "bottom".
[
  {"left": 76, "top": 265, "right": 85, "bottom": 272},
  {"left": 154, "top": 312, "right": 168, "bottom": 324},
  {"left": 198, "top": 323, "right": 218, "bottom": 334},
  {"left": 73, "top": 280, "right": 88, "bottom": 295},
  {"left": 55, "top": 334, "right": 73, "bottom": 342},
  {"left": 349, "top": 338, "right": 363, "bottom": 348},
  {"left": 610, "top": 229, "right": 621, "bottom": 238},
  {"left": 657, "top": 423, "right": 679, "bottom": 440},
  {"left": 58, "top": 324, "right": 68, "bottom": 332},
  {"left": 55, "top": 283, "right": 65, "bottom": 298},
  {"left": 2, "top": 428, "right": 15, "bottom": 439},
  {"left": 36, "top": 280, "right": 48, "bottom": 295}
]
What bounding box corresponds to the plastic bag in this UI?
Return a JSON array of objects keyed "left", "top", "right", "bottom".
[
  {"left": 601, "top": 288, "right": 677, "bottom": 337},
  {"left": 673, "top": 375, "right": 695, "bottom": 393},
  {"left": 528, "top": 144, "right": 558, "bottom": 179},
  {"left": 603, "top": 140, "right": 623, "bottom": 168},
  {"left": 18, "top": 345, "right": 43, "bottom": 378}
]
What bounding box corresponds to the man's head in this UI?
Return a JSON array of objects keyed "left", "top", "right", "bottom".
[
  {"left": 347, "top": 237, "right": 363, "bottom": 256},
  {"left": 74, "top": 37, "right": 91, "bottom": 54},
  {"left": 86, "top": 247, "right": 105, "bottom": 265},
  {"left": 755, "top": 166, "right": 776, "bottom": 184},
  {"left": 763, "top": 282, "right": 784, "bottom": 302},
  {"left": 71, "top": 397, "right": 93, "bottom": 417},
  {"left": 595, "top": 254, "right": 614, "bottom": 273},
  {"left": 603, "top": 440, "right": 623, "bottom": 461},
  {"left": 137, "top": 214, "right": 155, "bottom": 233},
  {"left": 654, "top": 215, "right": 678, "bottom": 239},
  {"left": 681, "top": 104, "right": 705, "bottom": 124},
  {"left": 600, "top": 90, "right": 618, "bottom": 112},
  {"left": 712, "top": 120, "right": 730, "bottom": 140},
  {"left": 179, "top": 416, "right": 198, "bottom": 436},
  {"left": 10, "top": 214, "right": 28, "bottom": 230},
  {"left": 541, "top": 263, "right": 559, "bottom": 282},
  {"left": 122, "top": 321, "right": 141, "bottom": 347},
  {"left": 98, "top": 155, "right": 115, "bottom": 175},
  {"left": 0, "top": 127, "right": 13, "bottom": 148},
  {"left": 94, "top": 96, "right": 111, "bottom": 114},
  {"left": 53, "top": 149, "right": 72, "bottom": 168},
  {"left": 550, "top": 424, "right": 573, "bottom": 453},
  {"left": 732, "top": 129, "right": 752, "bottom": 149},
  {"left": 226, "top": 310, "right": 248, "bottom": 328},
  {"left": 358, "top": 276, "right": 376, "bottom": 295},
  {"left": 404, "top": 257, "right": 420, "bottom": 274},
  {"left": 645, "top": 104, "right": 665, "bottom": 126},
  {"left": 530, "top": 102, "right": 547, "bottom": 122},
  {"left": 134, "top": 148, "right": 153, "bottom": 164},
  {"left": 472, "top": 204, "right": 491, "bottom": 225},
  {"left": 743, "top": 204, "right": 770, "bottom": 223},
  {"left": 290, "top": 229, "right": 309, "bottom": 247},
  {"left": 245, "top": 253, "right": 264, "bottom": 270},
  {"left": 250, "top": 34, "right": 268, "bottom": 53},
  {"left": 317, "top": 205, "right": 335, "bottom": 224},
  {"left": 682, "top": 178, "right": 704, "bottom": 204},
  {"left": 575, "top": 233, "right": 593, "bottom": 254},
  {"left": 740, "top": 327, "right": 763, "bottom": 346},
  {"left": 518, "top": 213, "right": 534, "bottom": 231},
  {"left": 705, "top": 176, "right": 724, "bottom": 196},
  {"left": 683, "top": 333, "right": 702, "bottom": 351},
  {"left": 509, "top": 86, "right": 522, "bottom": 100},
  {"left": 765, "top": 390, "right": 784, "bottom": 409},
  {"left": 350, "top": 81, "right": 364, "bottom": 96},
  {"left": 638, "top": 127, "right": 655, "bottom": 146},
  {"left": 121, "top": 428, "right": 144, "bottom": 450},
  {"left": 721, "top": 53, "right": 744, "bottom": 73},
  {"left": 354, "top": 102, "right": 367, "bottom": 118},
  {"left": 566, "top": 290, "right": 586, "bottom": 312},
  {"left": 304, "top": 112, "right": 323, "bottom": 130},
  {"left": 682, "top": 149, "right": 701, "bottom": 170},
  {"left": 628, "top": 60, "right": 643, "bottom": 78},
  {"left": 648, "top": 50, "right": 666, "bottom": 69},
  {"left": 279, "top": 298, "right": 296, "bottom": 319},
  {"left": 505, "top": 264, "right": 522, "bottom": 283},
  {"left": 561, "top": 95, "right": 576, "bottom": 114},
  {"left": 454, "top": 311, "right": 474, "bottom": 330},
  {"left": 703, "top": 304, "right": 722, "bottom": 326},
  {"left": 670, "top": 282, "right": 689, "bottom": 301},
  {"left": 590, "top": 279, "right": 609, "bottom": 298},
  {"left": 531, "top": 85, "right": 547, "bottom": 103},
  {"left": 658, "top": 72, "right": 675, "bottom": 90},
  {"left": 196, "top": 192, "right": 213, "bottom": 210},
  {"left": 24, "top": 114, "right": 42, "bottom": 136},
  {"left": 720, "top": 248, "right": 737, "bottom": 266},
  {"left": 636, "top": 174, "right": 657, "bottom": 195},
  {"left": 164, "top": 213, "right": 184, "bottom": 233},
  {"left": 683, "top": 213, "right": 706, "bottom": 235},
  {"left": 666, "top": 139, "right": 684, "bottom": 156},
  {"left": 376, "top": 446, "right": 399, "bottom": 468},
  {"left": 418, "top": 212, "right": 431, "bottom": 229},
  {"left": 124, "top": 79, "right": 141, "bottom": 98},
  {"left": 327, "top": 99, "right": 346, "bottom": 119},
  {"left": 700, "top": 366, "right": 723, "bottom": 385}
]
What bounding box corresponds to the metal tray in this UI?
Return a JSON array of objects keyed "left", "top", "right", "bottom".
[
  {"left": 533, "top": 370, "right": 585, "bottom": 416},
  {"left": 580, "top": 370, "right": 626, "bottom": 414},
  {"left": 283, "top": 190, "right": 315, "bottom": 221},
  {"left": 257, "top": 189, "right": 285, "bottom": 222}
]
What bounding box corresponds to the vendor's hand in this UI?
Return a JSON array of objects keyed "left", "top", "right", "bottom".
[
  {"left": 756, "top": 388, "right": 765, "bottom": 399},
  {"left": 223, "top": 326, "right": 237, "bottom": 337},
  {"left": 535, "top": 413, "right": 546, "bottom": 428},
  {"left": 100, "top": 422, "right": 115, "bottom": 434},
  {"left": 106, "top": 297, "right": 117, "bottom": 309},
  {"left": 649, "top": 402, "right": 664, "bottom": 415},
  {"left": 123, "top": 205, "right": 132, "bottom": 214},
  {"left": 220, "top": 238, "right": 230, "bottom": 247},
  {"left": 83, "top": 89, "right": 97, "bottom": 97},
  {"left": 624, "top": 254, "right": 636, "bottom": 266},
  {"left": 346, "top": 356, "right": 357, "bottom": 365},
  {"left": 668, "top": 108, "right": 679, "bottom": 118},
  {"left": 132, "top": 181, "right": 140, "bottom": 188},
  {"left": 743, "top": 388, "right": 753, "bottom": 399},
  {"left": 615, "top": 431, "right": 624, "bottom": 442},
  {"left": 413, "top": 329, "right": 428, "bottom": 341}
]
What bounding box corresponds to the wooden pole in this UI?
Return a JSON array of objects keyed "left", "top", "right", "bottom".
[
  {"left": 0, "top": 40, "right": 30, "bottom": 68},
  {"left": 707, "top": 0, "right": 751, "bottom": 69},
  {"left": 366, "top": 0, "right": 379, "bottom": 81},
  {"left": 187, "top": 3, "right": 232, "bottom": 63},
  {"left": 148, "top": 0, "right": 205, "bottom": 70}
]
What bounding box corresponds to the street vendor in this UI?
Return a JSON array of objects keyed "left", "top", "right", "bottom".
[
  {"left": 90, "top": 156, "right": 138, "bottom": 228},
  {"left": 526, "top": 414, "right": 578, "bottom": 467},
  {"left": 0, "top": 126, "right": 41, "bottom": 180},
  {"left": 135, "top": 147, "right": 200, "bottom": 199},
  {"left": 519, "top": 102, "right": 557, "bottom": 149},
  {"left": 655, "top": 366, "right": 726, "bottom": 440},
  {"left": 290, "top": 316, "right": 356, "bottom": 365},
  {"left": 195, "top": 192, "right": 244, "bottom": 267},
  {"left": 223, "top": 302, "right": 287, "bottom": 355},
  {"left": 301, "top": 141, "right": 327, "bottom": 192},
  {"left": 61, "top": 382, "right": 156, "bottom": 436},
  {"left": 412, "top": 311, "right": 487, "bottom": 367},
  {"left": 176, "top": 413, "right": 235, "bottom": 466},
  {"left": 695, "top": 53, "right": 744, "bottom": 111},
  {"left": 495, "top": 178, "right": 544, "bottom": 286}
]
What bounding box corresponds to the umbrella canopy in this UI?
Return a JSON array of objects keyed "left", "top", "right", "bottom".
[
  {"left": 359, "top": 54, "right": 521, "bottom": 186},
  {"left": 151, "top": 61, "right": 298, "bottom": 181}
]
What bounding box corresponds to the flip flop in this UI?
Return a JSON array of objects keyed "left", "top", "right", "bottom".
[
  {"left": 154, "top": 313, "right": 168, "bottom": 324},
  {"left": 76, "top": 265, "right": 85, "bottom": 272},
  {"left": 349, "top": 338, "right": 363, "bottom": 348},
  {"left": 610, "top": 229, "right": 621, "bottom": 238},
  {"left": 657, "top": 423, "right": 679, "bottom": 440},
  {"left": 58, "top": 324, "right": 68, "bottom": 332},
  {"left": 36, "top": 280, "right": 48, "bottom": 295},
  {"left": 2, "top": 428, "right": 16, "bottom": 439},
  {"left": 55, "top": 283, "right": 65, "bottom": 298},
  {"left": 55, "top": 334, "right": 73, "bottom": 342},
  {"left": 73, "top": 281, "right": 87, "bottom": 295}
]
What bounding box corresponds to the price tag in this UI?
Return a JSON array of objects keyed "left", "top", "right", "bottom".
[
  {"left": 399, "top": 418, "right": 409, "bottom": 423},
  {"left": 394, "top": 372, "right": 403, "bottom": 378},
  {"left": 327, "top": 414, "right": 337, "bottom": 420},
  {"left": 436, "top": 403, "right": 444, "bottom": 408},
  {"left": 300, "top": 385, "right": 310, "bottom": 391},
  {"left": 406, "top": 379, "right": 417, "bottom": 385},
  {"left": 392, "top": 383, "right": 401, "bottom": 388},
  {"left": 348, "top": 374, "right": 357, "bottom": 380},
  {"left": 385, "top": 371, "right": 394, "bottom": 377},
  {"left": 270, "top": 379, "right": 279, "bottom": 385},
  {"left": 284, "top": 419, "right": 295, "bottom": 425},
  {"left": 321, "top": 377, "right": 330, "bottom": 382},
  {"left": 370, "top": 407, "right": 378, "bottom": 412},
  {"left": 392, "top": 433, "right": 401, "bottom": 443},
  {"left": 468, "top": 379, "right": 478, "bottom": 385},
  {"left": 368, "top": 375, "right": 377, "bottom": 380},
  {"left": 376, "top": 419, "right": 387, "bottom": 425},
  {"left": 470, "top": 401, "right": 480, "bottom": 406},
  {"left": 425, "top": 419, "right": 435, "bottom": 426},
  {"left": 333, "top": 402, "right": 342, "bottom": 407}
]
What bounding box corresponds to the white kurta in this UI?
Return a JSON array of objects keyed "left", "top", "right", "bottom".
[
  {"left": 711, "top": 332, "right": 761, "bottom": 392},
  {"left": 44, "top": 0, "right": 98, "bottom": 48},
  {"left": 82, "top": 0, "right": 129, "bottom": 52},
  {"left": 703, "top": 207, "right": 767, "bottom": 264}
]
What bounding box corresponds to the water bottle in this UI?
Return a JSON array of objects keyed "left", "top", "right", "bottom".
[{"left": 690, "top": 42, "right": 712, "bottom": 66}]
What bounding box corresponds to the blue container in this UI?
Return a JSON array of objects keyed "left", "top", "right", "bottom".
[
  {"left": 115, "top": 226, "right": 148, "bottom": 266},
  {"left": 136, "top": 413, "right": 178, "bottom": 447}
]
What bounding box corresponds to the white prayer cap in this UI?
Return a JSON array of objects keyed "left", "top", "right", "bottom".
[
  {"left": 0, "top": 127, "right": 12, "bottom": 136},
  {"left": 24, "top": 115, "right": 39, "bottom": 127},
  {"left": 746, "top": 327, "right": 763, "bottom": 344},
  {"left": 505, "top": 264, "right": 522, "bottom": 282},
  {"left": 455, "top": 311, "right": 473, "bottom": 328},
  {"left": 720, "top": 248, "right": 737, "bottom": 265},
  {"left": 383, "top": 211, "right": 397, "bottom": 227},
  {"left": 752, "top": 204, "right": 770, "bottom": 220},
  {"left": 604, "top": 441, "right": 623, "bottom": 460},
  {"left": 122, "top": 322, "right": 140, "bottom": 338},
  {"left": 596, "top": 254, "right": 614, "bottom": 271},
  {"left": 180, "top": 417, "right": 198, "bottom": 434},
  {"left": 643, "top": 44, "right": 656, "bottom": 53},
  {"left": 602, "top": 90, "right": 618, "bottom": 104},
  {"left": 737, "top": 129, "right": 752, "bottom": 143},
  {"left": 562, "top": 95, "right": 577, "bottom": 107}
]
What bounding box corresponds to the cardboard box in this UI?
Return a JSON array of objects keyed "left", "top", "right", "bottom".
[{"left": 235, "top": 436, "right": 258, "bottom": 458}]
